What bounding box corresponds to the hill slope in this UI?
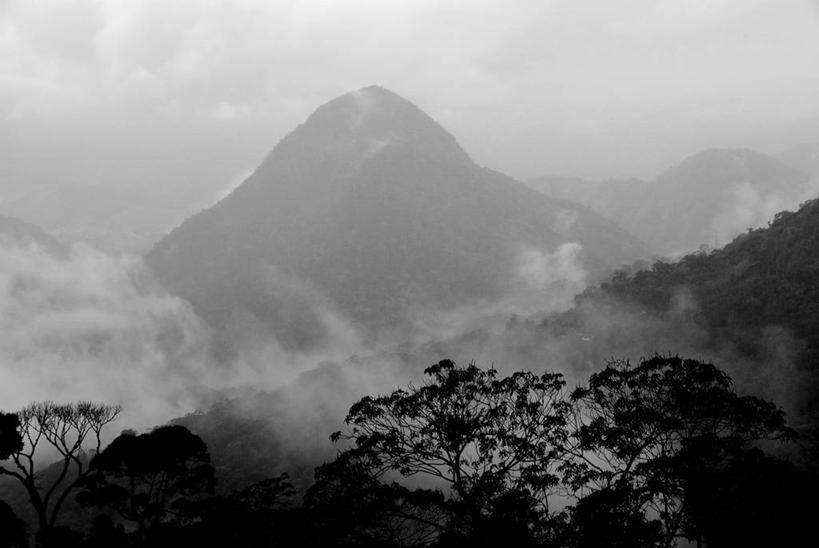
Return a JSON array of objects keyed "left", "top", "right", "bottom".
[
  {"left": 147, "top": 86, "right": 650, "bottom": 350},
  {"left": 595, "top": 198, "right": 819, "bottom": 370}
]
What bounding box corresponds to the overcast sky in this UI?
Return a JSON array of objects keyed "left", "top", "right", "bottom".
[{"left": 2, "top": 0, "right": 819, "bottom": 198}]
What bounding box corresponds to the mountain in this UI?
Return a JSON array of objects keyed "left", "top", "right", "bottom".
[
  {"left": 147, "top": 86, "right": 650, "bottom": 350},
  {"left": 527, "top": 149, "right": 815, "bottom": 256}
]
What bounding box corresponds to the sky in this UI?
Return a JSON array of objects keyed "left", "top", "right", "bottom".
[{"left": 2, "top": 0, "right": 819, "bottom": 199}]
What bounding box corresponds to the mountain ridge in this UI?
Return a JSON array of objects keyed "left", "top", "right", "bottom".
[{"left": 526, "top": 148, "right": 814, "bottom": 255}]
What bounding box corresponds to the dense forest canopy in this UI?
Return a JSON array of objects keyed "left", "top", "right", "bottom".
[
  {"left": 589, "top": 198, "right": 819, "bottom": 416},
  {"left": 1, "top": 357, "right": 812, "bottom": 547}
]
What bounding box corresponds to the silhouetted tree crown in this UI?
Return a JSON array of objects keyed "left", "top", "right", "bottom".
[
  {"left": 78, "top": 424, "right": 215, "bottom": 540},
  {"left": 317, "top": 357, "right": 797, "bottom": 547},
  {"left": 565, "top": 356, "right": 795, "bottom": 547},
  {"left": 0, "top": 401, "right": 121, "bottom": 547}
]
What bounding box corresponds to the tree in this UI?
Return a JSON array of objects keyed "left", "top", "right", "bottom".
[
  {"left": 0, "top": 413, "right": 23, "bottom": 460},
  {"left": 0, "top": 500, "right": 28, "bottom": 548},
  {"left": 566, "top": 356, "right": 795, "bottom": 547},
  {"left": 77, "top": 425, "right": 215, "bottom": 543},
  {"left": 0, "top": 401, "right": 121, "bottom": 546},
  {"left": 0, "top": 413, "right": 28, "bottom": 548},
  {"left": 306, "top": 449, "right": 447, "bottom": 547},
  {"left": 329, "top": 359, "right": 572, "bottom": 544}
]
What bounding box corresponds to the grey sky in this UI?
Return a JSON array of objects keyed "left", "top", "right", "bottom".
[{"left": 2, "top": 0, "right": 819, "bottom": 196}]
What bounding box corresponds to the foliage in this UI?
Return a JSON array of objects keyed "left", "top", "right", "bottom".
[
  {"left": 0, "top": 355, "right": 811, "bottom": 546},
  {"left": 330, "top": 359, "right": 571, "bottom": 543},
  {"left": 319, "top": 357, "right": 802, "bottom": 547},
  {"left": 148, "top": 473, "right": 302, "bottom": 548},
  {"left": 591, "top": 198, "right": 819, "bottom": 411},
  {"left": 306, "top": 449, "right": 447, "bottom": 547},
  {"left": 0, "top": 401, "right": 121, "bottom": 546},
  {"left": 566, "top": 356, "right": 795, "bottom": 547},
  {"left": 77, "top": 425, "right": 215, "bottom": 539},
  {"left": 0, "top": 413, "right": 23, "bottom": 461},
  {"left": 0, "top": 500, "right": 28, "bottom": 548}
]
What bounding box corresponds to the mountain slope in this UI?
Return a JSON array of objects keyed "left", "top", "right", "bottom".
[
  {"left": 147, "top": 86, "right": 650, "bottom": 350},
  {"left": 527, "top": 149, "right": 814, "bottom": 256},
  {"left": 594, "top": 198, "right": 819, "bottom": 367}
]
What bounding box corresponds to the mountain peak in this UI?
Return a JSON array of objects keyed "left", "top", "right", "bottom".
[
  {"left": 284, "top": 86, "right": 472, "bottom": 167},
  {"left": 351, "top": 84, "right": 404, "bottom": 101}
]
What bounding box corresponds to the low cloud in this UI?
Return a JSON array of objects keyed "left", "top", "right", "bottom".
[
  {"left": 0, "top": 237, "right": 381, "bottom": 435},
  {"left": 0, "top": 242, "right": 216, "bottom": 428},
  {"left": 709, "top": 177, "right": 819, "bottom": 247}
]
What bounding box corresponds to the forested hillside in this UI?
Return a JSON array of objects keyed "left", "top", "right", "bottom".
[{"left": 590, "top": 198, "right": 819, "bottom": 407}]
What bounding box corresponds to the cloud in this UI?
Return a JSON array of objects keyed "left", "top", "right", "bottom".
[
  {"left": 516, "top": 243, "right": 587, "bottom": 308},
  {"left": 400, "top": 243, "right": 589, "bottom": 346},
  {"left": 209, "top": 102, "right": 251, "bottom": 121},
  {"left": 0, "top": 238, "right": 373, "bottom": 431},
  {"left": 0, "top": 242, "right": 215, "bottom": 428},
  {"left": 709, "top": 175, "right": 819, "bottom": 247}
]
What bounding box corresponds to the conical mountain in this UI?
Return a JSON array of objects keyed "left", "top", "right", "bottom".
[{"left": 147, "top": 86, "right": 649, "bottom": 350}]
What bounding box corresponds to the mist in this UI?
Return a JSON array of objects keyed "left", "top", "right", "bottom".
[
  {"left": 0, "top": 230, "right": 599, "bottom": 481},
  {"left": 0, "top": 241, "right": 212, "bottom": 427}
]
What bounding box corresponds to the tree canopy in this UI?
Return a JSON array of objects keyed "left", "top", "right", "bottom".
[
  {"left": 77, "top": 425, "right": 215, "bottom": 542},
  {"left": 565, "top": 356, "right": 795, "bottom": 547},
  {"left": 0, "top": 401, "right": 121, "bottom": 547},
  {"left": 319, "top": 357, "right": 799, "bottom": 547},
  {"left": 0, "top": 357, "right": 811, "bottom": 547}
]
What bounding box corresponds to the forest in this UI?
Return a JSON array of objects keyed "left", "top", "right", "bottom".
[{"left": 1, "top": 356, "right": 814, "bottom": 548}]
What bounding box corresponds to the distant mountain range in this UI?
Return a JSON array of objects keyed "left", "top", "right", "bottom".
[
  {"left": 147, "top": 86, "right": 650, "bottom": 350},
  {"left": 526, "top": 148, "right": 817, "bottom": 256}
]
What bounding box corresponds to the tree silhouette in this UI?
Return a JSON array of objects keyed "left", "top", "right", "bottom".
[
  {"left": 328, "top": 359, "right": 572, "bottom": 544},
  {"left": 306, "top": 449, "right": 447, "bottom": 547},
  {"left": 566, "top": 356, "right": 795, "bottom": 547},
  {"left": 1, "top": 413, "right": 28, "bottom": 547},
  {"left": 0, "top": 413, "right": 23, "bottom": 461},
  {"left": 77, "top": 425, "right": 215, "bottom": 543},
  {"left": 0, "top": 500, "right": 28, "bottom": 548},
  {"left": 0, "top": 401, "right": 121, "bottom": 547}
]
